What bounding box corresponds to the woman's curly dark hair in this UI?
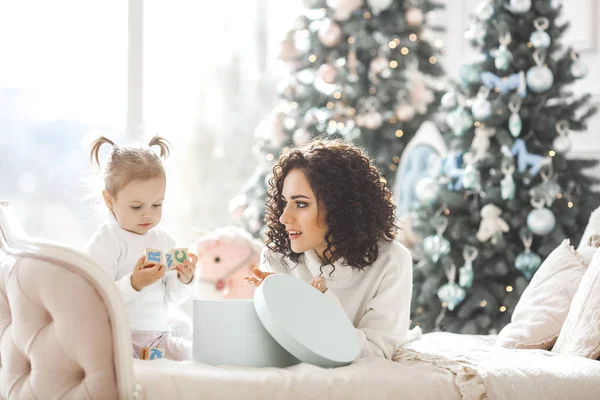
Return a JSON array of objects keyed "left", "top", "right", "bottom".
[{"left": 265, "top": 139, "right": 398, "bottom": 270}]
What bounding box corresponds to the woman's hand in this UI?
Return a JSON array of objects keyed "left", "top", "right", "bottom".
[
  {"left": 173, "top": 252, "right": 198, "bottom": 284},
  {"left": 131, "top": 255, "right": 166, "bottom": 291},
  {"left": 310, "top": 276, "right": 327, "bottom": 293},
  {"left": 244, "top": 268, "right": 275, "bottom": 287}
]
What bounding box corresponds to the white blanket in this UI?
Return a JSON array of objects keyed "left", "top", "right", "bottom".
[
  {"left": 395, "top": 332, "right": 600, "bottom": 400},
  {"left": 134, "top": 356, "right": 461, "bottom": 399},
  {"left": 133, "top": 332, "right": 600, "bottom": 400}
]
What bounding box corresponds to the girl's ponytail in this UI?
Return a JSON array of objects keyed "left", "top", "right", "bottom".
[
  {"left": 89, "top": 136, "right": 116, "bottom": 167},
  {"left": 148, "top": 135, "right": 170, "bottom": 159}
]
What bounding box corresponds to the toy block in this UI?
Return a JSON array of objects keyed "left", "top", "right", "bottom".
[
  {"left": 140, "top": 346, "right": 165, "bottom": 360},
  {"left": 144, "top": 248, "right": 163, "bottom": 267},
  {"left": 171, "top": 248, "right": 189, "bottom": 268}
]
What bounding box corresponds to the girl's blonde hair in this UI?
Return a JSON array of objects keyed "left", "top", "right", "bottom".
[{"left": 89, "top": 135, "right": 170, "bottom": 197}]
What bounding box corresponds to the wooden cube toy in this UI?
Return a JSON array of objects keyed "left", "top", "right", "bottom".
[
  {"left": 140, "top": 346, "right": 165, "bottom": 360},
  {"left": 144, "top": 248, "right": 188, "bottom": 269},
  {"left": 173, "top": 248, "right": 189, "bottom": 265},
  {"left": 166, "top": 248, "right": 188, "bottom": 270},
  {"left": 144, "top": 248, "right": 163, "bottom": 267}
]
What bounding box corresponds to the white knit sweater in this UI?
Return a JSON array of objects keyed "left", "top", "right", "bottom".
[
  {"left": 84, "top": 213, "right": 192, "bottom": 332},
  {"left": 261, "top": 239, "right": 413, "bottom": 359}
]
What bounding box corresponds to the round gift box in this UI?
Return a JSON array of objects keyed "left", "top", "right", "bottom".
[
  {"left": 193, "top": 274, "right": 360, "bottom": 368},
  {"left": 193, "top": 299, "right": 299, "bottom": 368}
]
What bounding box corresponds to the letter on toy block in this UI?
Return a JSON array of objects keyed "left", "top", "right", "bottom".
[
  {"left": 172, "top": 248, "right": 188, "bottom": 265},
  {"left": 149, "top": 347, "right": 165, "bottom": 359},
  {"left": 140, "top": 346, "right": 165, "bottom": 360},
  {"left": 165, "top": 250, "right": 174, "bottom": 269},
  {"left": 144, "top": 248, "right": 163, "bottom": 267}
]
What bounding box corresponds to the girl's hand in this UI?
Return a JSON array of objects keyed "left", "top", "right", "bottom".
[
  {"left": 310, "top": 276, "right": 327, "bottom": 293},
  {"left": 244, "top": 268, "right": 275, "bottom": 287},
  {"left": 131, "top": 255, "right": 166, "bottom": 291},
  {"left": 174, "top": 252, "right": 198, "bottom": 284}
]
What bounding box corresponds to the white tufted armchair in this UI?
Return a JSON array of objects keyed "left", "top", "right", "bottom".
[{"left": 0, "top": 202, "right": 140, "bottom": 399}]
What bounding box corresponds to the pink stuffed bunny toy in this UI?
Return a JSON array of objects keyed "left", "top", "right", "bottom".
[
  {"left": 168, "top": 226, "right": 263, "bottom": 338},
  {"left": 191, "top": 225, "right": 263, "bottom": 300}
]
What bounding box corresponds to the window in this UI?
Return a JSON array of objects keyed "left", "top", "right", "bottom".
[
  {"left": 0, "top": 0, "right": 300, "bottom": 247},
  {"left": 0, "top": 0, "right": 127, "bottom": 247}
]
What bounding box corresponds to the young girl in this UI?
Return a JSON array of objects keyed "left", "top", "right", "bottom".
[
  {"left": 85, "top": 135, "right": 197, "bottom": 361},
  {"left": 246, "top": 139, "right": 413, "bottom": 360}
]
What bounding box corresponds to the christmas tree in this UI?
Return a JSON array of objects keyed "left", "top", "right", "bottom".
[
  {"left": 410, "top": 0, "right": 599, "bottom": 335},
  {"left": 232, "top": 0, "right": 446, "bottom": 237}
]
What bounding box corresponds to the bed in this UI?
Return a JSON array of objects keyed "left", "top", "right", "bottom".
[{"left": 1, "top": 200, "right": 599, "bottom": 400}]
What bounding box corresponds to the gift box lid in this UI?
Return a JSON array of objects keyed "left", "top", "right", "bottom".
[{"left": 253, "top": 273, "right": 360, "bottom": 368}]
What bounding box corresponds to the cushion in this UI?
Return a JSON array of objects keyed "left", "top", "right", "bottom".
[
  {"left": 496, "top": 239, "right": 587, "bottom": 349},
  {"left": 577, "top": 206, "right": 600, "bottom": 266},
  {"left": 552, "top": 248, "right": 600, "bottom": 359}
]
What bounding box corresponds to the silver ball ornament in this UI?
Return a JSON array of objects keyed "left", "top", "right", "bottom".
[
  {"left": 318, "top": 63, "right": 338, "bottom": 84},
  {"left": 395, "top": 104, "right": 416, "bottom": 122},
  {"left": 364, "top": 112, "right": 383, "bottom": 130},
  {"left": 367, "top": 0, "right": 393, "bottom": 13},
  {"left": 509, "top": 0, "right": 531, "bottom": 13},
  {"left": 370, "top": 56, "right": 389, "bottom": 75},
  {"left": 526, "top": 66, "right": 554, "bottom": 93},
  {"left": 405, "top": 8, "right": 424, "bottom": 27},
  {"left": 527, "top": 208, "right": 556, "bottom": 235},
  {"left": 553, "top": 135, "right": 572, "bottom": 153},
  {"left": 318, "top": 20, "right": 343, "bottom": 48},
  {"left": 570, "top": 60, "right": 588, "bottom": 79},
  {"left": 530, "top": 31, "right": 551, "bottom": 49}
]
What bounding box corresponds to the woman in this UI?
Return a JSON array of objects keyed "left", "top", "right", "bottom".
[{"left": 246, "top": 139, "right": 413, "bottom": 359}]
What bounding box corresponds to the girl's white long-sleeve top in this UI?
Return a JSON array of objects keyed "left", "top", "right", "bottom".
[
  {"left": 261, "top": 239, "right": 413, "bottom": 360},
  {"left": 84, "top": 214, "right": 192, "bottom": 332}
]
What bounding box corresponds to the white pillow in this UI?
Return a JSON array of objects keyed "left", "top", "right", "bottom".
[
  {"left": 552, "top": 248, "right": 600, "bottom": 359},
  {"left": 577, "top": 206, "right": 600, "bottom": 266},
  {"left": 496, "top": 239, "right": 587, "bottom": 349}
]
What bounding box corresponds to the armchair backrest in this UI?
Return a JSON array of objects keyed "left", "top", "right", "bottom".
[{"left": 0, "top": 201, "right": 136, "bottom": 399}]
